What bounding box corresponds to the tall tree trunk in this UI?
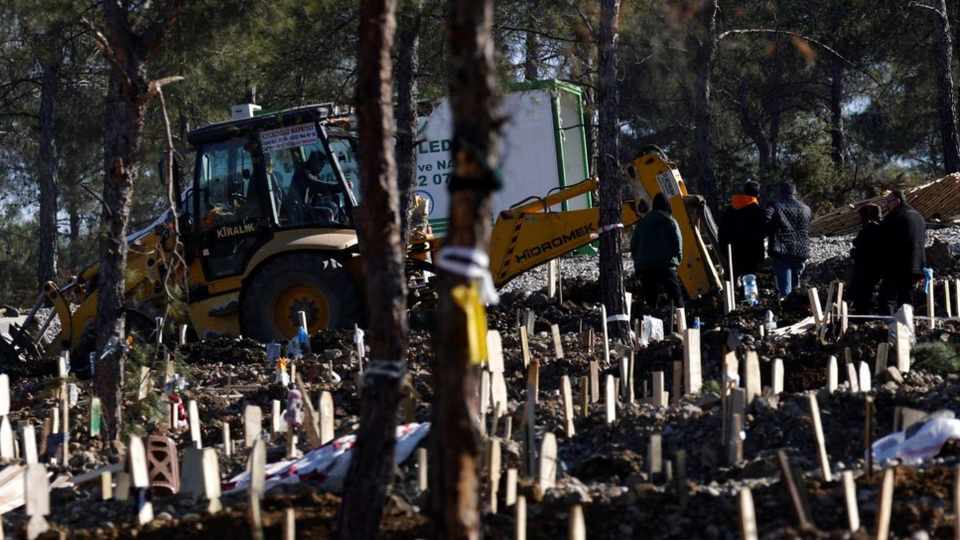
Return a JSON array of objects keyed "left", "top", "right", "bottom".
[
  {"left": 94, "top": 0, "right": 185, "bottom": 442},
  {"left": 524, "top": 32, "right": 540, "bottom": 81},
  {"left": 829, "top": 58, "right": 846, "bottom": 168},
  {"left": 597, "top": 0, "right": 628, "bottom": 340},
  {"left": 692, "top": 0, "right": 720, "bottom": 210},
  {"left": 338, "top": 1, "right": 407, "bottom": 539},
  {"left": 431, "top": 1, "right": 499, "bottom": 539},
  {"left": 767, "top": 45, "right": 782, "bottom": 175},
  {"left": 96, "top": 72, "right": 141, "bottom": 442},
  {"left": 933, "top": 0, "right": 960, "bottom": 173},
  {"left": 37, "top": 22, "right": 63, "bottom": 290},
  {"left": 734, "top": 80, "right": 772, "bottom": 176},
  {"left": 68, "top": 199, "right": 81, "bottom": 274},
  {"left": 396, "top": 0, "right": 423, "bottom": 244}
]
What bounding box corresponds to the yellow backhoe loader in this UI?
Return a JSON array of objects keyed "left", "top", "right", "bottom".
[{"left": 0, "top": 105, "right": 722, "bottom": 368}]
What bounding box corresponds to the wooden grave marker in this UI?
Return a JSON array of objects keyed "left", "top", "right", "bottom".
[
  {"left": 807, "top": 394, "right": 833, "bottom": 482},
  {"left": 772, "top": 358, "right": 784, "bottom": 395},
  {"left": 487, "top": 439, "right": 502, "bottom": 513},
  {"left": 672, "top": 361, "right": 682, "bottom": 407},
  {"left": 137, "top": 366, "right": 152, "bottom": 401},
  {"left": 683, "top": 328, "right": 702, "bottom": 395},
  {"left": 417, "top": 448, "right": 428, "bottom": 492},
  {"left": 21, "top": 425, "right": 37, "bottom": 465},
  {"left": 895, "top": 321, "right": 911, "bottom": 373},
  {"left": 487, "top": 331, "right": 508, "bottom": 409},
  {"left": 846, "top": 363, "right": 860, "bottom": 393},
  {"left": 515, "top": 495, "right": 527, "bottom": 540},
  {"left": 201, "top": 448, "right": 223, "bottom": 514},
  {"left": 842, "top": 470, "right": 860, "bottom": 532},
  {"left": 188, "top": 400, "right": 202, "bottom": 448},
  {"left": 737, "top": 487, "right": 758, "bottom": 540},
  {"left": 841, "top": 301, "right": 849, "bottom": 334},
  {"left": 244, "top": 405, "right": 262, "bottom": 448},
  {"left": 858, "top": 362, "right": 871, "bottom": 392},
  {"left": 589, "top": 361, "right": 599, "bottom": 403},
  {"left": 528, "top": 360, "right": 539, "bottom": 404},
  {"left": 744, "top": 351, "right": 761, "bottom": 404},
  {"left": 101, "top": 471, "right": 113, "bottom": 500},
  {"left": 319, "top": 391, "right": 335, "bottom": 445},
  {"left": 115, "top": 471, "right": 131, "bottom": 502},
  {"left": 569, "top": 504, "right": 586, "bottom": 540},
  {"left": 727, "top": 389, "right": 746, "bottom": 465},
  {"left": 524, "top": 384, "right": 536, "bottom": 478},
  {"left": 928, "top": 278, "right": 936, "bottom": 330},
  {"left": 271, "top": 400, "right": 282, "bottom": 438},
  {"left": 648, "top": 434, "right": 662, "bottom": 481},
  {"left": 561, "top": 376, "right": 575, "bottom": 437},
  {"left": 674, "top": 450, "right": 688, "bottom": 509},
  {"left": 519, "top": 326, "right": 531, "bottom": 369},
  {"left": 578, "top": 377, "right": 589, "bottom": 419},
  {"left": 283, "top": 508, "right": 295, "bottom": 540},
  {"left": 551, "top": 324, "right": 564, "bottom": 359},
  {"left": 505, "top": 468, "right": 517, "bottom": 507},
  {"left": 875, "top": 467, "right": 895, "bottom": 540},
  {"left": 249, "top": 439, "right": 266, "bottom": 540},
  {"left": 604, "top": 375, "right": 616, "bottom": 424},
  {"left": 90, "top": 398, "right": 101, "bottom": 439},
  {"left": 295, "top": 374, "right": 323, "bottom": 448},
  {"left": 828, "top": 356, "right": 838, "bottom": 393},
  {"left": 222, "top": 424, "right": 232, "bottom": 458},
  {"left": 0, "top": 417, "right": 13, "bottom": 459},
  {"left": 538, "top": 432, "right": 557, "bottom": 492},
  {"left": 523, "top": 309, "right": 535, "bottom": 339},
  {"left": 777, "top": 450, "right": 810, "bottom": 529},
  {"left": 0, "top": 374, "right": 9, "bottom": 415},
  {"left": 675, "top": 307, "right": 687, "bottom": 333},
  {"left": 808, "top": 287, "right": 823, "bottom": 326},
  {"left": 601, "top": 304, "right": 610, "bottom": 365},
  {"left": 128, "top": 435, "right": 153, "bottom": 524},
  {"left": 956, "top": 279, "right": 960, "bottom": 317},
  {"left": 25, "top": 463, "right": 50, "bottom": 540},
  {"left": 875, "top": 343, "right": 889, "bottom": 376}
]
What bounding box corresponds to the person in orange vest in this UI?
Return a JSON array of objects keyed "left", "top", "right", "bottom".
[{"left": 718, "top": 180, "right": 765, "bottom": 283}]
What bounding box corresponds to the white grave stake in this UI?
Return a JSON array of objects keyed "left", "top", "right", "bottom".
[
  {"left": 319, "top": 391, "right": 335, "bottom": 445},
  {"left": 201, "top": 448, "right": 223, "bottom": 514},
  {"left": 21, "top": 425, "right": 37, "bottom": 464},
  {"left": 249, "top": 439, "right": 266, "bottom": 540},
  {"left": 683, "top": 328, "right": 702, "bottom": 395},
  {"left": 189, "top": 399, "right": 202, "bottom": 448},
  {"left": 25, "top": 463, "right": 50, "bottom": 540},
  {"left": 538, "top": 432, "right": 557, "bottom": 492},
  {"left": 128, "top": 435, "right": 153, "bottom": 524},
  {"left": 244, "top": 405, "right": 261, "bottom": 448}
]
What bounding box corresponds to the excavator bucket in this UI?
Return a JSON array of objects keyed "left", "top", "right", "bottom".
[{"left": 624, "top": 146, "right": 724, "bottom": 298}]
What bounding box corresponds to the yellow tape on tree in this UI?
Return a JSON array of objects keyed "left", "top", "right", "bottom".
[{"left": 451, "top": 282, "right": 489, "bottom": 365}]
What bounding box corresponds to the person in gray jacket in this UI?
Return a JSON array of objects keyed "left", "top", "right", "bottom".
[
  {"left": 631, "top": 193, "right": 684, "bottom": 310},
  {"left": 764, "top": 181, "right": 812, "bottom": 299}
]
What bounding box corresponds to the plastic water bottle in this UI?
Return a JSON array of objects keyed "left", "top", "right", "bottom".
[{"left": 742, "top": 274, "right": 758, "bottom": 306}]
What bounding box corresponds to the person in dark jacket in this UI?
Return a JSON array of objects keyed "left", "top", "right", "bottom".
[
  {"left": 764, "top": 181, "right": 812, "bottom": 298},
  {"left": 849, "top": 203, "right": 884, "bottom": 314},
  {"left": 877, "top": 189, "right": 926, "bottom": 316},
  {"left": 631, "top": 193, "right": 684, "bottom": 310},
  {"left": 719, "top": 180, "right": 766, "bottom": 281}
]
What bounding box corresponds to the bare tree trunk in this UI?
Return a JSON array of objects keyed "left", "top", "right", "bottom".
[
  {"left": 94, "top": 0, "right": 185, "bottom": 442},
  {"left": 597, "top": 0, "right": 628, "bottom": 340},
  {"left": 337, "top": 2, "right": 407, "bottom": 539},
  {"left": 96, "top": 73, "right": 140, "bottom": 442},
  {"left": 933, "top": 0, "right": 960, "bottom": 173},
  {"left": 734, "top": 80, "right": 773, "bottom": 176},
  {"left": 829, "top": 58, "right": 846, "bottom": 168},
  {"left": 396, "top": 0, "right": 423, "bottom": 243},
  {"left": 37, "top": 22, "right": 63, "bottom": 290},
  {"left": 430, "top": 1, "right": 499, "bottom": 539},
  {"left": 68, "top": 199, "right": 80, "bottom": 274},
  {"left": 692, "top": 0, "right": 720, "bottom": 210},
  {"left": 524, "top": 32, "right": 540, "bottom": 81}
]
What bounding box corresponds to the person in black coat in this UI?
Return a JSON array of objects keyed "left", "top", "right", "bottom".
[
  {"left": 764, "top": 181, "right": 812, "bottom": 298},
  {"left": 849, "top": 203, "right": 883, "bottom": 314},
  {"left": 877, "top": 189, "right": 926, "bottom": 315},
  {"left": 718, "top": 180, "right": 765, "bottom": 281}
]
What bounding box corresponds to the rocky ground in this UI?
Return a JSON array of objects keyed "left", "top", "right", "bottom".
[{"left": 3, "top": 229, "right": 960, "bottom": 539}]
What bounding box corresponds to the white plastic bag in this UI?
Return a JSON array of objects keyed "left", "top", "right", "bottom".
[
  {"left": 871, "top": 417, "right": 960, "bottom": 463},
  {"left": 640, "top": 315, "right": 664, "bottom": 347}
]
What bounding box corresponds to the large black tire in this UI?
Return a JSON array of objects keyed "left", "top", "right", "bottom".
[{"left": 240, "top": 254, "right": 362, "bottom": 342}]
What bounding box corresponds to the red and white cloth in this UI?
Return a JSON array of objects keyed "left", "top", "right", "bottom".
[{"left": 223, "top": 422, "right": 430, "bottom": 493}]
